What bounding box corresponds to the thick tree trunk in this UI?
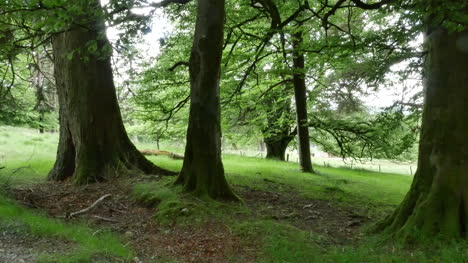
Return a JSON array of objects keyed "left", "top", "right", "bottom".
[
  {"left": 292, "top": 30, "right": 314, "bottom": 173},
  {"left": 174, "top": 0, "right": 238, "bottom": 201},
  {"left": 375, "top": 26, "right": 468, "bottom": 239},
  {"left": 265, "top": 138, "right": 290, "bottom": 161},
  {"left": 48, "top": 1, "right": 172, "bottom": 184},
  {"left": 262, "top": 90, "right": 294, "bottom": 161}
]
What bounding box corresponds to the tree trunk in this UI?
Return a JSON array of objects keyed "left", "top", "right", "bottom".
[
  {"left": 265, "top": 138, "right": 290, "bottom": 161},
  {"left": 38, "top": 114, "right": 45, "bottom": 134},
  {"left": 261, "top": 79, "right": 295, "bottom": 161},
  {"left": 292, "top": 30, "right": 314, "bottom": 173},
  {"left": 375, "top": 25, "right": 468, "bottom": 240},
  {"left": 48, "top": 1, "right": 172, "bottom": 184},
  {"left": 174, "top": 0, "right": 238, "bottom": 201},
  {"left": 262, "top": 99, "right": 294, "bottom": 161},
  {"left": 31, "top": 51, "right": 49, "bottom": 134}
]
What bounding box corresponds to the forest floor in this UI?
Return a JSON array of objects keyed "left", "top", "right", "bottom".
[
  {"left": 0, "top": 126, "right": 467, "bottom": 262},
  {"left": 8, "top": 178, "right": 365, "bottom": 262}
]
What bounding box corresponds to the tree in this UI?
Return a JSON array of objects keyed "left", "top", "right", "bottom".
[
  {"left": 375, "top": 1, "right": 468, "bottom": 239},
  {"left": 262, "top": 86, "right": 296, "bottom": 161},
  {"left": 292, "top": 27, "right": 314, "bottom": 172},
  {"left": 48, "top": 0, "right": 172, "bottom": 183},
  {"left": 30, "top": 49, "right": 57, "bottom": 133},
  {"left": 173, "top": 0, "right": 238, "bottom": 200},
  {"left": 135, "top": 0, "right": 419, "bottom": 164}
]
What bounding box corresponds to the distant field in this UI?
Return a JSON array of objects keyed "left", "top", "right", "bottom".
[
  {"left": 222, "top": 149, "right": 417, "bottom": 176},
  {"left": 0, "top": 126, "right": 416, "bottom": 181}
]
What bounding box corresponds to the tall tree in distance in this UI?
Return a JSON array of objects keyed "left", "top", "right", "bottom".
[
  {"left": 49, "top": 0, "right": 172, "bottom": 184},
  {"left": 262, "top": 89, "right": 296, "bottom": 161},
  {"left": 376, "top": 1, "right": 468, "bottom": 239},
  {"left": 174, "top": 0, "right": 238, "bottom": 200},
  {"left": 292, "top": 26, "right": 314, "bottom": 173}
]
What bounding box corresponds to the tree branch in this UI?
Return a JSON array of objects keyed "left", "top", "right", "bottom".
[
  {"left": 168, "top": 61, "right": 189, "bottom": 72},
  {"left": 350, "top": 0, "right": 395, "bottom": 10},
  {"left": 150, "top": 0, "right": 192, "bottom": 8}
]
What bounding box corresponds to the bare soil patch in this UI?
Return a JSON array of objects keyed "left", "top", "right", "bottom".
[{"left": 237, "top": 183, "right": 368, "bottom": 244}]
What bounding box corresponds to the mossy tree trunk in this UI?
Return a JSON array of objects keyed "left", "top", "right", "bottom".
[
  {"left": 48, "top": 0, "right": 171, "bottom": 184},
  {"left": 174, "top": 0, "right": 238, "bottom": 201},
  {"left": 376, "top": 22, "right": 468, "bottom": 239},
  {"left": 292, "top": 29, "right": 314, "bottom": 173}
]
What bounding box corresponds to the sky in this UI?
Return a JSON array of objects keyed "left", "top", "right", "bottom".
[{"left": 104, "top": 1, "right": 172, "bottom": 58}]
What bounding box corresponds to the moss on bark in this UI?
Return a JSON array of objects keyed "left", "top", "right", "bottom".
[
  {"left": 48, "top": 0, "right": 173, "bottom": 184},
  {"left": 173, "top": 0, "right": 238, "bottom": 201},
  {"left": 375, "top": 23, "right": 468, "bottom": 240}
]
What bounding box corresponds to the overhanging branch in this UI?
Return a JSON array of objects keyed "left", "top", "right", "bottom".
[{"left": 168, "top": 61, "right": 189, "bottom": 72}]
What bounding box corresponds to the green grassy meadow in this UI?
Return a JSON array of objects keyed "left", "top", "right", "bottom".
[{"left": 0, "top": 125, "right": 466, "bottom": 262}]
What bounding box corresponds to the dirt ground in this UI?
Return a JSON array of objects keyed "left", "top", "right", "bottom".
[
  {"left": 239, "top": 179, "right": 368, "bottom": 245},
  {"left": 6, "top": 176, "right": 367, "bottom": 262},
  {"left": 0, "top": 220, "right": 73, "bottom": 263}
]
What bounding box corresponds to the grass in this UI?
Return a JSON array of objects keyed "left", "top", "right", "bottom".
[
  {"left": 233, "top": 220, "right": 323, "bottom": 263},
  {"left": 0, "top": 194, "right": 132, "bottom": 262},
  {"left": 1, "top": 125, "right": 467, "bottom": 262},
  {"left": 146, "top": 154, "right": 412, "bottom": 218},
  {"left": 320, "top": 239, "right": 468, "bottom": 263},
  {"left": 133, "top": 177, "right": 248, "bottom": 227},
  {"left": 0, "top": 126, "right": 57, "bottom": 185},
  {"left": 0, "top": 126, "right": 132, "bottom": 262}
]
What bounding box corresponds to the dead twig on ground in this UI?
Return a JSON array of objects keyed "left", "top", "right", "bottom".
[
  {"left": 92, "top": 215, "right": 118, "bottom": 223},
  {"left": 67, "top": 194, "right": 112, "bottom": 218}
]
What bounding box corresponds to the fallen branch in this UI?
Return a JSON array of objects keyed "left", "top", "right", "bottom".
[
  {"left": 67, "top": 194, "right": 112, "bottom": 218},
  {"left": 140, "top": 149, "right": 184, "bottom": 160},
  {"left": 92, "top": 215, "right": 118, "bottom": 223}
]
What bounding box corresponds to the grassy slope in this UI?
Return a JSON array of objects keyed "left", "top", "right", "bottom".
[
  {"left": 146, "top": 154, "right": 412, "bottom": 218},
  {"left": 140, "top": 156, "right": 468, "bottom": 263},
  {"left": 1, "top": 126, "right": 467, "bottom": 262}
]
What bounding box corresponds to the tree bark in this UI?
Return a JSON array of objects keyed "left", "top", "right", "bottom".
[
  {"left": 262, "top": 99, "right": 294, "bottom": 161},
  {"left": 174, "top": 0, "right": 238, "bottom": 201},
  {"left": 48, "top": 0, "right": 172, "bottom": 184},
  {"left": 265, "top": 138, "right": 290, "bottom": 161},
  {"left": 292, "top": 30, "right": 314, "bottom": 173},
  {"left": 375, "top": 24, "right": 468, "bottom": 239},
  {"left": 31, "top": 51, "right": 52, "bottom": 134}
]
